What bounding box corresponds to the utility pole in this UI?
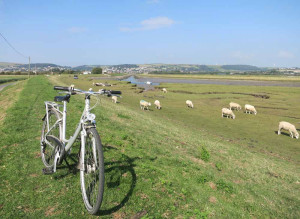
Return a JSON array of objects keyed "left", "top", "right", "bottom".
[{"left": 28, "top": 56, "right": 31, "bottom": 78}]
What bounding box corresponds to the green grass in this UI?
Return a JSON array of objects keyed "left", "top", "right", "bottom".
[
  {"left": 143, "top": 73, "right": 300, "bottom": 82},
  {"left": 0, "top": 75, "right": 299, "bottom": 218},
  {"left": 0, "top": 76, "right": 27, "bottom": 85}
]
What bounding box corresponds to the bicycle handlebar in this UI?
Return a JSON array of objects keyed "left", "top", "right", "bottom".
[
  {"left": 110, "top": 90, "right": 122, "bottom": 95},
  {"left": 54, "top": 86, "right": 69, "bottom": 91},
  {"left": 54, "top": 86, "right": 122, "bottom": 96}
]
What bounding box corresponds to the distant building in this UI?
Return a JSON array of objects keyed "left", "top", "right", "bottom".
[{"left": 83, "top": 71, "right": 91, "bottom": 75}]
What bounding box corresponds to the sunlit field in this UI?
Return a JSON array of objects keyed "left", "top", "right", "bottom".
[{"left": 0, "top": 75, "right": 299, "bottom": 218}]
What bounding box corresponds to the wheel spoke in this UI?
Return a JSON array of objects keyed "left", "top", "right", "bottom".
[{"left": 80, "top": 128, "right": 104, "bottom": 214}]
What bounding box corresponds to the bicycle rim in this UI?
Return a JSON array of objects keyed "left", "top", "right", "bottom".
[
  {"left": 80, "top": 128, "right": 104, "bottom": 214},
  {"left": 41, "top": 109, "right": 61, "bottom": 167}
]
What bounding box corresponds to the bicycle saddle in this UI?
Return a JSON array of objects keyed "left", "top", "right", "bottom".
[{"left": 54, "top": 94, "right": 71, "bottom": 102}]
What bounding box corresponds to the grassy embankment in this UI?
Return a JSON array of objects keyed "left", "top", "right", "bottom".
[
  {"left": 142, "top": 73, "right": 300, "bottom": 82},
  {"left": 0, "top": 75, "right": 299, "bottom": 218},
  {"left": 0, "top": 75, "right": 27, "bottom": 85}
]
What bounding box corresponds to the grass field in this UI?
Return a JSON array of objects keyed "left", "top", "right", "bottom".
[
  {"left": 0, "top": 75, "right": 27, "bottom": 84},
  {"left": 142, "top": 74, "right": 300, "bottom": 82},
  {"left": 0, "top": 75, "right": 299, "bottom": 218}
]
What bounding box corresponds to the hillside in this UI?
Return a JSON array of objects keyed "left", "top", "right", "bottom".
[{"left": 1, "top": 62, "right": 267, "bottom": 72}]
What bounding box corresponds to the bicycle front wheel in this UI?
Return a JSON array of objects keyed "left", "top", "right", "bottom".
[{"left": 80, "top": 128, "right": 104, "bottom": 215}]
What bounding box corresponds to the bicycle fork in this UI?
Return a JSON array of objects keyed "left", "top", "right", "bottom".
[{"left": 78, "top": 128, "right": 87, "bottom": 171}]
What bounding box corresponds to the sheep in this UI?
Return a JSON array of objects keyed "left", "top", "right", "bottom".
[
  {"left": 112, "top": 96, "right": 118, "bottom": 104},
  {"left": 278, "top": 121, "right": 299, "bottom": 139},
  {"left": 162, "top": 88, "right": 167, "bottom": 93},
  {"left": 186, "top": 100, "right": 194, "bottom": 108},
  {"left": 154, "top": 100, "right": 161, "bottom": 109},
  {"left": 229, "top": 102, "right": 242, "bottom": 111},
  {"left": 245, "top": 104, "right": 257, "bottom": 115},
  {"left": 93, "top": 82, "right": 104, "bottom": 86},
  {"left": 140, "top": 100, "right": 151, "bottom": 110},
  {"left": 222, "top": 108, "right": 235, "bottom": 119}
]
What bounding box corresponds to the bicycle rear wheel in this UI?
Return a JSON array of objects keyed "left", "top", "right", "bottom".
[
  {"left": 41, "top": 108, "right": 61, "bottom": 168},
  {"left": 80, "top": 128, "right": 104, "bottom": 215}
]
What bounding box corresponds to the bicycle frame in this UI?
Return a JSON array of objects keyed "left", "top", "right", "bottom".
[{"left": 44, "top": 95, "right": 96, "bottom": 153}]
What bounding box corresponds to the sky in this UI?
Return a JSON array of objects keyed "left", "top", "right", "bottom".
[{"left": 0, "top": 0, "right": 299, "bottom": 67}]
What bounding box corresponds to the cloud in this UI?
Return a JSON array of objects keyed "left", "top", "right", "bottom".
[
  {"left": 120, "top": 16, "right": 175, "bottom": 32},
  {"left": 278, "top": 51, "right": 294, "bottom": 59},
  {"left": 67, "top": 27, "right": 87, "bottom": 33}
]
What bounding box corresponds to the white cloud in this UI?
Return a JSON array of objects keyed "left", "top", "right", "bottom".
[
  {"left": 67, "top": 27, "right": 87, "bottom": 33},
  {"left": 120, "top": 16, "right": 175, "bottom": 32},
  {"left": 278, "top": 51, "right": 294, "bottom": 59}
]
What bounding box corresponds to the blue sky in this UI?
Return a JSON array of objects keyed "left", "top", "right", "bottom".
[{"left": 0, "top": 0, "right": 299, "bottom": 67}]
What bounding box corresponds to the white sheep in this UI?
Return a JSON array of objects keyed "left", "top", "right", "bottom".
[
  {"left": 162, "top": 88, "right": 167, "bottom": 93},
  {"left": 222, "top": 108, "right": 235, "bottom": 119},
  {"left": 245, "top": 104, "right": 257, "bottom": 115},
  {"left": 186, "top": 100, "right": 194, "bottom": 108},
  {"left": 112, "top": 96, "right": 118, "bottom": 104},
  {"left": 229, "top": 102, "right": 242, "bottom": 111},
  {"left": 278, "top": 121, "right": 299, "bottom": 139},
  {"left": 140, "top": 100, "right": 151, "bottom": 110},
  {"left": 93, "top": 82, "right": 104, "bottom": 86},
  {"left": 154, "top": 100, "right": 161, "bottom": 109}
]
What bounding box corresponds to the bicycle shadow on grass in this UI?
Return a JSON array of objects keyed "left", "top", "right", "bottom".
[
  {"left": 97, "top": 145, "right": 138, "bottom": 216},
  {"left": 53, "top": 152, "right": 80, "bottom": 180}
]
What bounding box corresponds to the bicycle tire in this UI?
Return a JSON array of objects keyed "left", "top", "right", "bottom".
[
  {"left": 41, "top": 108, "right": 62, "bottom": 168},
  {"left": 80, "top": 128, "right": 104, "bottom": 215}
]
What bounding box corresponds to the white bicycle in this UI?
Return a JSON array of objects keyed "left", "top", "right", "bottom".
[{"left": 40, "top": 85, "right": 121, "bottom": 215}]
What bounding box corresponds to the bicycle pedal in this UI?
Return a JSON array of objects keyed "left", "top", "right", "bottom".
[{"left": 42, "top": 167, "right": 54, "bottom": 175}]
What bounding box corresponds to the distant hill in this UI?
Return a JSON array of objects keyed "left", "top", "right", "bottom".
[
  {"left": 221, "top": 65, "right": 261, "bottom": 71},
  {"left": 0, "top": 62, "right": 71, "bottom": 68},
  {"left": 72, "top": 65, "right": 100, "bottom": 71},
  {"left": 18, "top": 63, "right": 71, "bottom": 68},
  {"left": 0, "top": 62, "right": 20, "bottom": 67},
  {"left": 0, "top": 62, "right": 269, "bottom": 73}
]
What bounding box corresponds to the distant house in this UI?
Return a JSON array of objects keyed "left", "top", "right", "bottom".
[{"left": 83, "top": 71, "right": 91, "bottom": 75}]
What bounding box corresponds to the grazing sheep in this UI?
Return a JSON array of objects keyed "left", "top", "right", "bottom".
[
  {"left": 222, "top": 108, "right": 235, "bottom": 119},
  {"left": 140, "top": 100, "right": 151, "bottom": 110},
  {"left": 186, "top": 100, "right": 194, "bottom": 108},
  {"left": 93, "top": 82, "right": 104, "bottom": 86},
  {"left": 229, "top": 102, "right": 242, "bottom": 111},
  {"left": 154, "top": 100, "right": 161, "bottom": 109},
  {"left": 162, "top": 88, "right": 167, "bottom": 93},
  {"left": 245, "top": 104, "right": 257, "bottom": 115},
  {"left": 112, "top": 96, "right": 118, "bottom": 104},
  {"left": 278, "top": 121, "right": 299, "bottom": 139}
]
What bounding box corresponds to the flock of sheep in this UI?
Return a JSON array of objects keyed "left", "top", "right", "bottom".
[
  {"left": 109, "top": 86, "right": 299, "bottom": 140},
  {"left": 220, "top": 102, "right": 298, "bottom": 139}
]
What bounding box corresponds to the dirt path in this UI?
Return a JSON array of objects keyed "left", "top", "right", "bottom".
[{"left": 0, "top": 82, "right": 17, "bottom": 91}]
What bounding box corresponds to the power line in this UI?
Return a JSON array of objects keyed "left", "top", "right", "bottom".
[{"left": 0, "top": 32, "right": 28, "bottom": 59}]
